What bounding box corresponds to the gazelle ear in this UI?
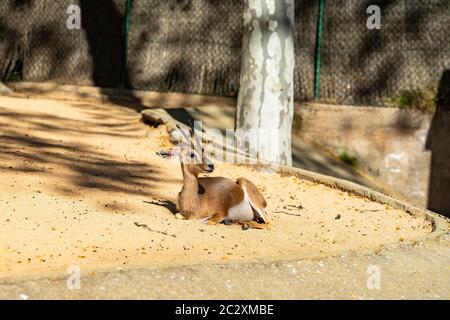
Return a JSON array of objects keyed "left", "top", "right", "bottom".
[{"left": 156, "top": 148, "right": 179, "bottom": 159}]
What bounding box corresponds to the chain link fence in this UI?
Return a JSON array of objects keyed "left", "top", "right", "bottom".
[
  {"left": 1, "top": 0, "right": 449, "bottom": 105},
  {"left": 319, "top": 0, "right": 450, "bottom": 105}
]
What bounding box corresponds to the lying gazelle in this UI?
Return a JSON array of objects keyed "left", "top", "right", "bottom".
[{"left": 157, "top": 125, "right": 271, "bottom": 228}]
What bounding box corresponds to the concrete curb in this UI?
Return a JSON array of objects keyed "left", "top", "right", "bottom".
[{"left": 6, "top": 82, "right": 236, "bottom": 110}]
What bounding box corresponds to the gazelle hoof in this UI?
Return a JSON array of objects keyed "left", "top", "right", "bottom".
[
  {"left": 175, "top": 213, "right": 187, "bottom": 220},
  {"left": 222, "top": 218, "right": 233, "bottom": 225}
]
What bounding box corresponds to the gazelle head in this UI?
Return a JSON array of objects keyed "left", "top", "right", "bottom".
[{"left": 157, "top": 124, "right": 214, "bottom": 176}]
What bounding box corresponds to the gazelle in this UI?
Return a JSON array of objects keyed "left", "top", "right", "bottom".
[{"left": 157, "top": 125, "right": 271, "bottom": 228}]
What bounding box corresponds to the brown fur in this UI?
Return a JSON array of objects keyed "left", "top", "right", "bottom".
[
  {"left": 158, "top": 133, "right": 270, "bottom": 226},
  {"left": 178, "top": 163, "right": 246, "bottom": 222},
  {"left": 236, "top": 178, "right": 271, "bottom": 225}
]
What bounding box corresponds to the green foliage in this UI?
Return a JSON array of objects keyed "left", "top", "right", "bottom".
[
  {"left": 339, "top": 151, "right": 357, "bottom": 166},
  {"left": 387, "top": 87, "right": 437, "bottom": 113},
  {"left": 7, "top": 71, "right": 22, "bottom": 82}
]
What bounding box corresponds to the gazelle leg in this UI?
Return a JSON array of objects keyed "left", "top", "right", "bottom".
[
  {"left": 239, "top": 220, "right": 272, "bottom": 230},
  {"left": 206, "top": 213, "right": 225, "bottom": 225}
]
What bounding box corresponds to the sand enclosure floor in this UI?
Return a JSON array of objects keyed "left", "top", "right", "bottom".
[{"left": 0, "top": 97, "right": 432, "bottom": 278}]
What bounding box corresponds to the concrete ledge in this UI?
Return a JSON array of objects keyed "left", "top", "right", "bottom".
[
  {"left": 6, "top": 82, "right": 236, "bottom": 110},
  {"left": 294, "top": 102, "right": 436, "bottom": 208},
  {"left": 1, "top": 240, "right": 448, "bottom": 299}
]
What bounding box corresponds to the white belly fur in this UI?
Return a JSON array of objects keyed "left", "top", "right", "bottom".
[{"left": 227, "top": 192, "right": 254, "bottom": 222}]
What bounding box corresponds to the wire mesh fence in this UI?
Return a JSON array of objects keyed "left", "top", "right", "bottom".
[{"left": 0, "top": 0, "right": 449, "bottom": 105}]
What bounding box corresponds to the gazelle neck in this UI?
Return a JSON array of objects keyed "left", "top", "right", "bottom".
[{"left": 179, "top": 163, "right": 199, "bottom": 214}]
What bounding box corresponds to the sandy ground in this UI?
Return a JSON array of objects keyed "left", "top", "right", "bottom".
[{"left": 0, "top": 96, "right": 433, "bottom": 279}]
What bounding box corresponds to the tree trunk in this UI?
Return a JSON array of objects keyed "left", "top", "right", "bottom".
[{"left": 236, "top": 0, "right": 295, "bottom": 166}]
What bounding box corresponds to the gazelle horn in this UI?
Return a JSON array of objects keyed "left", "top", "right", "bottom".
[
  {"left": 176, "top": 123, "right": 194, "bottom": 146},
  {"left": 187, "top": 119, "right": 203, "bottom": 150}
]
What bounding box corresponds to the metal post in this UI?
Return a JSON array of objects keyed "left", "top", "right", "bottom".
[
  {"left": 314, "top": 0, "right": 325, "bottom": 100},
  {"left": 123, "top": 0, "right": 133, "bottom": 87}
]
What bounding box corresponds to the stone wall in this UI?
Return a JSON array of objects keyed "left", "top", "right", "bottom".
[{"left": 295, "top": 103, "right": 450, "bottom": 215}]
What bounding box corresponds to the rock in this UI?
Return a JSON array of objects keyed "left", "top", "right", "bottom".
[
  {"left": 141, "top": 108, "right": 188, "bottom": 144},
  {"left": 141, "top": 109, "right": 168, "bottom": 127}
]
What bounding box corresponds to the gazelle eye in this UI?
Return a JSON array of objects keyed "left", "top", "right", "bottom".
[{"left": 190, "top": 153, "right": 195, "bottom": 159}]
